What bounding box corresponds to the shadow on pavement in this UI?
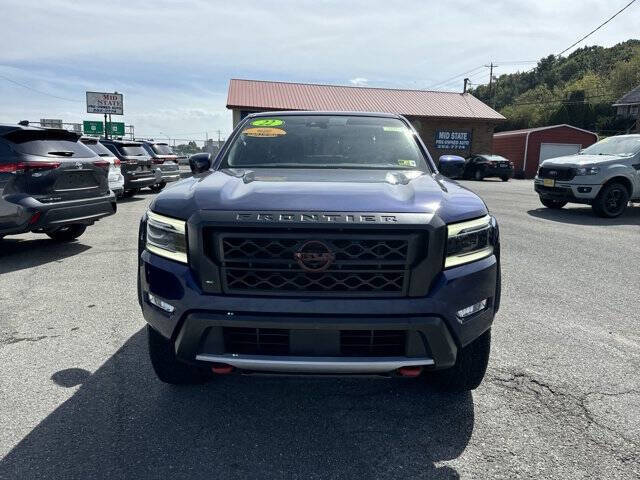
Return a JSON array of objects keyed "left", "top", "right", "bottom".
[
  {"left": 0, "top": 328, "right": 475, "bottom": 479},
  {"left": 527, "top": 205, "right": 640, "bottom": 226},
  {"left": 0, "top": 238, "right": 91, "bottom": 275}
]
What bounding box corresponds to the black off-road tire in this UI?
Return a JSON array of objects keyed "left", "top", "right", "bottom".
[
  {"left": 46, "top": 224, "right": 87, "bottom": 241},
  {"left": 149, "top": 182, "right": 166, "bottom": 193},
  {"left": 147, "top": 325, "right": 212, "bottom": 385},
  {"left": 501, "top": 176, "right": 509, "bottom": 182},
  {"left": 432, "top": 329, "right": 491, "bottom": 392},
  {"left": 592, "top": 182, "right": 629, "bottom": 218},
  {"left": 540, "top": 197, "right": 567, "bottom": 209}
]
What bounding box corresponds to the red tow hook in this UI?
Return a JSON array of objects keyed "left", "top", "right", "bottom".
[
  {"left": 211, "top": 363, "right": 234, "bottom": 375},
  {"left": 398, "top": 366, "right": 423, "bottom": 377}
]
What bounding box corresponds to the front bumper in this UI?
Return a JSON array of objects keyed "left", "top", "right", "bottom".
[
  {"left": 534, "top": 178, "right": 601, "bottom": 202},
  {"left": 139, "top": 250, "right": 498, "bottom": 373},
  {"left": 0, "top": 192, "right": 116, "bottom": 235}
]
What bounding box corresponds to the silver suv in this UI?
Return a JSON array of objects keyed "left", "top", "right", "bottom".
[{"left": 534, "top": 135, "right": 640, "bottom": 217}]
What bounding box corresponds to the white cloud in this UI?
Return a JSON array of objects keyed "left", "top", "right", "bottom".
[
  {"left": 0, "top": 0, "right": 638, "bottom": 137},
  {"left": 349, "top": 78, "right": 369, "bottom": 86}
]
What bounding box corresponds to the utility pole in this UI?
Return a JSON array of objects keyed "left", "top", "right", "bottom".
[
  {"left": 484, "top": 62, "right": 498, "bottom": 107},
  {"left": 463, "top": 78, "right": 470, "bottom": 93}
]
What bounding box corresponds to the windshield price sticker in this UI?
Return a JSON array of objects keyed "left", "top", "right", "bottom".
[
  {"left": 243, "top": 127, "right": 287, "bottom": 137},
  {"left": 397, "top": 159, "right": 417, "bottom": 167},
  {"left": 251, "top": 119, "right": 284, "bottom": 127},
  {"left": 383, "top": 126, "right": 408, "bottom": 133}
]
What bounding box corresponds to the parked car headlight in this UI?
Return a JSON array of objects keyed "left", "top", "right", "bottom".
[
  {"left": 445, "top": 215, "right": 494, "bottom": 268},
  {"left": 146, "top": 210, "right": 187, "bottom": 263},
  {"left": 575, "top": 166, "right": 600, "bottom": 176}
]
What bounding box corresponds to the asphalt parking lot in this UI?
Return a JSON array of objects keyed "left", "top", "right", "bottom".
[{"left": 1, "top": 180, "right": 638, "bottom": 479}]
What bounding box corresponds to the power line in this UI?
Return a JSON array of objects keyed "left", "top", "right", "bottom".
[
  {"left": 557, "top": 0, "right": 638, "bottom": 56},
  {"left": 426, "top": 65, "right": 485, "bottom": 89},
  {"left": 0, "top": 73, "right": 81, "bottom": 102}
]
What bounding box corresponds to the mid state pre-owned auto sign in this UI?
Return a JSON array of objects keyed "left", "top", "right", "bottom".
[
  {"left": 435, "top": 130, "right": 472, "bottom": 150},
  {"left": 86, "top": 92, "right": 124, "bottom": 115}
]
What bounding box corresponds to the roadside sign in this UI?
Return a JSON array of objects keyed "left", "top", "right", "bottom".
[
  {"left": 106, "top": 122, "right": 125, "bottom": 136},
  {"left": 434, "top": 130, "right": 472, "bottom": 150},
  {"left": 86, "top": 91, "right": 124, "bottom": 115},
  {"left": 83, "top": 120, "right": 104, "bottom": 135},
  {"left": 40, "top": 118, "right": 63, "bottom": 129}
]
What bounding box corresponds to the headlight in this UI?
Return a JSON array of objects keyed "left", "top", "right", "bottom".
[
  {"left": 575, "top": 166, "right": 600, "bottom": 176},
  {"left": 445, "top": 215, "right": 493, "bottom": 268},
  {"left": 146, "top": 210, "right": 188, "bottom": 263}
]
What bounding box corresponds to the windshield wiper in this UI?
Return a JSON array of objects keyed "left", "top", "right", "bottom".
[{"left": 48, "top": 151, "right": 74, "bottom": 157}]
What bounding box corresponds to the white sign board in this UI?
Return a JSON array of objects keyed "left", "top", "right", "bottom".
[
  {"left": 86, "top": 91, "right": 124, "bottom": 115},
  {"left": 40, "top": 118, "right": 63, "bottom": 129}
]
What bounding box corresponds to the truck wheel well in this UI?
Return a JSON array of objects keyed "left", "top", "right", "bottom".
[{"left": 602, "top": 176, "right": 633, "bottom": 197}]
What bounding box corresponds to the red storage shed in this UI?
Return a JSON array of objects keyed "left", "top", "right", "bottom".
[{"left": 493, "top": 124, "right": 598, "bottom": 178}]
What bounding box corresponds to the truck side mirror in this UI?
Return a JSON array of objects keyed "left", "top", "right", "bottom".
[
  {"left": 438, "top": 155, "right": 466, "bottom": 178},
  {"left": 189, "top": 153, "right": 211, "bottom": 174}
]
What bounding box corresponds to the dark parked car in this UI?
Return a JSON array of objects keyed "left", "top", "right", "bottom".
[
  {"left": 463, "top": 154, "right": 514, "bottom": 181},
  {"left": 140, "top": 141, "right": 180, "bottom": 192},
  {"left": 0, "top": 124, "right": 116, "bottom": 241},
  {"left": 138, "top": 112, "right": 501, "bottom": 393},
  {"left": 100, "top": 139, "right": 157, "bottom": 197}
]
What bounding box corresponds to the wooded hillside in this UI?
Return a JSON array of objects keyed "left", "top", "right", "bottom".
[{"left": 470, "top": 40, "right": 640, "bottom": 133}]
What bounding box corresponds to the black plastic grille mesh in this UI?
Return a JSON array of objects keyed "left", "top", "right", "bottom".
[
  {"left": 538, "top": 167, "right": 576, "bottom": 181},
  {"left": 222, "top": 327, "right": 407, "bottom": 357},
  {"left": 218, "top": 234, "right": 412, "bottom": 296}
]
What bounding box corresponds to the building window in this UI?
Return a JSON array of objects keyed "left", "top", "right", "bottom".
[{"left": 630, "top": 105, "right": 639, "bottom": 117}]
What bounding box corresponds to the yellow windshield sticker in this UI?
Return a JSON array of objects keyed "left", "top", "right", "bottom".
[
  {"left": 251, "top": 119, "right": 284, "bottom": 127},
  {"left": 243, "top": 127, "right": 287, "bottom": 137},
  {"left": 397, "top": 159, "right": 417, "bottom": 167},
  {"left": 383, "top": 126, "right": 408, "bottom": 132}
]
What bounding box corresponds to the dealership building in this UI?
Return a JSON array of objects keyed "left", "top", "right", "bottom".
[{"left": 226, "top": 79, "right": 505, "bottom": 159}]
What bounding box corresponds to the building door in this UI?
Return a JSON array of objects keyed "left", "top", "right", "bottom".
[{"left": 539, "top": 143, "right": 582, "bottom": 163}]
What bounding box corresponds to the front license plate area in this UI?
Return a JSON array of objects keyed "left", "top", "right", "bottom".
[{"left": 543, "top": 178, "right": 555, "bottom": 187}]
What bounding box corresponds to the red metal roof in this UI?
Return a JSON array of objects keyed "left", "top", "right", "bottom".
[
  {"left": 494, "top": 124, "right": 597, "bottom": 138},
  {"left": 227, "top": 79, "right": 505, "bottom": 121}
]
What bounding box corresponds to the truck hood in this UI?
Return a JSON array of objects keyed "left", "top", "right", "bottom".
[
  {"left": 541, "top": 153, "right": 631, "bottom": 168},
  {"left": 151, "top": 168, "right": 488, "bottom": 224}
]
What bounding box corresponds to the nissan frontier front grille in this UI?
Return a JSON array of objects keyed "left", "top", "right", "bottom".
[{"left": 215, "top": 232, "right": 421, "bottom": 297}]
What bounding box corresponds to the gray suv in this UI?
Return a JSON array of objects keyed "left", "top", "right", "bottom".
[{"left": 534, "top": 135, "right": 640, "bottom": 217}]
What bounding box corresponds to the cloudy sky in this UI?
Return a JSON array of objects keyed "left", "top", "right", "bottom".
[{"left": 1, "top": 0, "right": 638, "bottom": 143}]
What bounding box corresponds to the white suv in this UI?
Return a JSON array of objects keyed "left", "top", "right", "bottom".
[
  {"left": 80, "top": 137, "right": 125, "bottom": 197},
  {"left": 534, "top": 135, "right": 640, "bottom": 217}
]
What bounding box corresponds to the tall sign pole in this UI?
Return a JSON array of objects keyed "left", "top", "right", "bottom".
[{"left": 104, "top": 114, "right": 108, "bottom": 139}]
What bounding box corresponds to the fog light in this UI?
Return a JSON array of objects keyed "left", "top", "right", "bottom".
[
  {"left": 457, "top": 299, "right": 488, "bottom": 319},
  {"left": 148, "top": 293, "right": 175, "bottom": 313}
]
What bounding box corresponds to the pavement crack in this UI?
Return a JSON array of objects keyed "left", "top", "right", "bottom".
[
  {"left": 0, "top": 334, "right": 61, "bottom": 346},
  {"left": 486, "top": 368, "right": 640, "bottom": 459}
]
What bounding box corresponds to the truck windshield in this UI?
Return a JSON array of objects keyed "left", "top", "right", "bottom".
[
  {"left": 221, "top": 115, "right": 430, "bottom": 170},
  {"left": 579, "top": 136, "right": 640, "bottom": 157}
]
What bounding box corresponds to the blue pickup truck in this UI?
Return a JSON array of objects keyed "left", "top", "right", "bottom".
[{"left": 137, "top": 112, "right": 501, "bottom": 392}]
